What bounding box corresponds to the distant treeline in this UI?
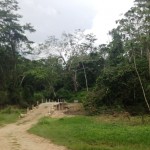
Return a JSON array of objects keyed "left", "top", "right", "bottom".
[{"left": 0, "top": 0, "right": 150, "bottom": 114}]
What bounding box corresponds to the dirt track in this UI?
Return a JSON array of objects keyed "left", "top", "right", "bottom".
[{"left": 0, "top": 103, "right": 67, "bottom": 150}]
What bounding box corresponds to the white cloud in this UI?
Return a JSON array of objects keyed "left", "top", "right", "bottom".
[
  {"left": 18, "top": 0, "right": 134, "bottom": 45},
  {"left": 86, "top": 0, "right": 134, "bottom": 44},
  {"left": 37, "top": 5, "right": 58, "bottom": 16},
  {"left": 23, "top": 0, "right": 34, "bottom": 6}
]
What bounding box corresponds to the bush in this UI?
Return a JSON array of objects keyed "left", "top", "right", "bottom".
[
  {"left": 22, "top": 85, "right": 34, "bottom": 100},
  {"left": 34, "top": 92, "right": 44, "bottom": 101},
  {"left": 19, "top": 100, "right": 29, "bottom": 108},
  {"left": 0, "top": 106, "right": 20, "bottom": 114},
  {"left": 56, "top": 88, "right": 72, "bottom": 100},
  {"left": 0, "top": 91, "right": 8, "bottom": 105},
  {"left": 69, "top": 90, "right": 88, "bottom": 103},
  {"left": 43, "top": 90, "right": 54, "bottom": 99},
  {"left": 83, "top": 90, "right": 106, "bottom": 115}
]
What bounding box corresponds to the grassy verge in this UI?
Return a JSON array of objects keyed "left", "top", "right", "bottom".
[
  {"left": 0, "top": 107, "right": 23, "bottom": 126},
  {"left": 29, "top": 115, "right": 150, "bottom": 150}
]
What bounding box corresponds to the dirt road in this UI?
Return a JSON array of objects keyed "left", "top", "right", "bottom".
[{"left": 0, "top": 103, "right": 67, "bottom": 150}]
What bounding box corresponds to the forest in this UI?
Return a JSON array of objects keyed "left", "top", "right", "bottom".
[{"left": 0, "top": 0, "right": 150, "bottom": 115}]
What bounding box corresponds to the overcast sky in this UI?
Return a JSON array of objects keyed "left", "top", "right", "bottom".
[{"left": 18, "top": 0, "right": 134, "bottom": 44}]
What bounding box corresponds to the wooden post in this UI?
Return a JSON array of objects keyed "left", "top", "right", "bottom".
[
  {"left": 27, "top": 107, "right": 29, "bottom": 114},
  {"left": 36, "top": 101, "right": 39, "bottom": 109},
  {"left": 48, "top": 106, "right": 50, "bottom": 115},
  {"left": 31, "top": 105, "right": 34, "bottom": 110}
]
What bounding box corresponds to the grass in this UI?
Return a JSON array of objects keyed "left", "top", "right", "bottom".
[
  {"left": 0, "top": 107, "right": 23, "bottom": 126},
  {"left": 29, "top": 115, "right": 150, "bottom": 150}
]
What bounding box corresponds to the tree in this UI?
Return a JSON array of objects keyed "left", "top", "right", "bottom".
[
  {"left": 0, "top": 0, "right": 35, "bottom": 64},
  {"left": 108, "top": 28, "right": 124, "bottom": 66},
  {"left": 0, "top": 0, "right": 35, "bottom": 105},
  {"left": 39, "top": 30, "right": 97, "bottom": 92},
  {"left": 116, "top": 0, "right": 150, "bottom": 112}
]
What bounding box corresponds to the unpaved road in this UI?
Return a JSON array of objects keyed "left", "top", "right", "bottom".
[{"left": 0, "top": 103, "right": 67, "bottom": 150}]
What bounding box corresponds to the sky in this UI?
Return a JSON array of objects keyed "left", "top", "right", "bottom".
[{"left": 18, "top": 0, "right": 134, "bottom": 44}]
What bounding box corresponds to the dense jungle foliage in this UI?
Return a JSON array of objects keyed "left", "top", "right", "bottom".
[{"left": 0, "top": 0, "right": 150, "bottom": 114}]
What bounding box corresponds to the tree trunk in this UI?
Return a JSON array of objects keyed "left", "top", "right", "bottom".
[
  {"left": 52, "top": 86, "right": 56, "bottom": 97},
  {"left": 140, "top": 48, "right": 143, "bottom": 58},
  {"left": 72, "top": 70, "right": 78, "bottom": 92},
  {"left": 48, "top": 81, "right": 56, "bottom": 97},
  {"left": 134, "top": 84, "right": 135, "bottom": 101},
  {"left": 20, "top": 75, "right": 26, "bottom": 86},
  {"left": 10, "top": 41, "right": 17, "bottom": 87},
  {"left": 81, "top": 62, "right": 88, "bottom": 92},
  {"left": 148, "top": 49, "right": 150, "bottom": 76},
  {"left": 133, "top": 55, "right": 150, "bottom": 112}
]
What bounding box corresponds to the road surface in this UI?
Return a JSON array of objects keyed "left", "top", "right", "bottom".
[{"left": 0, "top": 103, "right": 67, "bottom": 150}]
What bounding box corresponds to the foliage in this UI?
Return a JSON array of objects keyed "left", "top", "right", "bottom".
[
  {"left": 0, "top": 91, "right": 8, "bottom": 106},
  {"left": 85, "top": 61, "right": 150, "bottom": 114},
  {"left": 0, "top": 0, "right": 150, "bottom": 115},
  {"left": 84, "top": 0, "right": 150, "bottom": 114},
  {"left": 68, "top": 90, "right": 89, "bottom": 102},
  {"left": 0, "top": 0, "right": 35, "bottom": 107},
  {"left": 34, "top": 92, "right": 44, "bottom": 102}
]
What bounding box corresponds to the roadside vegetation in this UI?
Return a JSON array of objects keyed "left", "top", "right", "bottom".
[
  {"left": 29, "top": 115, "right": 150, "bottom": 150},
  {"left": 0, "top": 107, "right": 23, "bottom": 126}
]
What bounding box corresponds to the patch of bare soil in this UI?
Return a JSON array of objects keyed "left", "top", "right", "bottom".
[
  {"left": 0, "top": 103, "right": 68, "bottom": 150},
  {"left": 64, "top": 103, "right": 86, "bottom": 115}
]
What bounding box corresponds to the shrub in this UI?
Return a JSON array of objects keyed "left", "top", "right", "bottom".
[
  {"left": 56, "top": 88, "right": 72, "bottom": 100},
  {"left": 34, "top": 92, "right": 44, "bottom": 101},
  {"left": 0, "top": 91, "right": 8, "bottom": 105},
  {"left": 83, "top": 90, "right": 106, "bottom": 115},
  {"left": 0, "top": 106, "right": 20, "bottom": 114},
  {"left": 69, "top": 90, "right": 88, "bottom": 103}
]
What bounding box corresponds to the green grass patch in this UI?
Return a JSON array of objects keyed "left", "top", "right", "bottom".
[
  {"left": 29, "top": 116, "right": 150, "bottom": 150},
  {"left": 0, "top": 107, "right": 23, "bottom": 126}
]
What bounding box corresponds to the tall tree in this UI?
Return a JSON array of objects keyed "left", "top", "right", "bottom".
[
  {"left": 0, "top": 0, "right": 35, "bottom": 78},
  {"left": 108, "top": 28, "right": 124, "bottom": 66},
  {"left": 0, "top": 0, "right": 35, "bottom": 105}
]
